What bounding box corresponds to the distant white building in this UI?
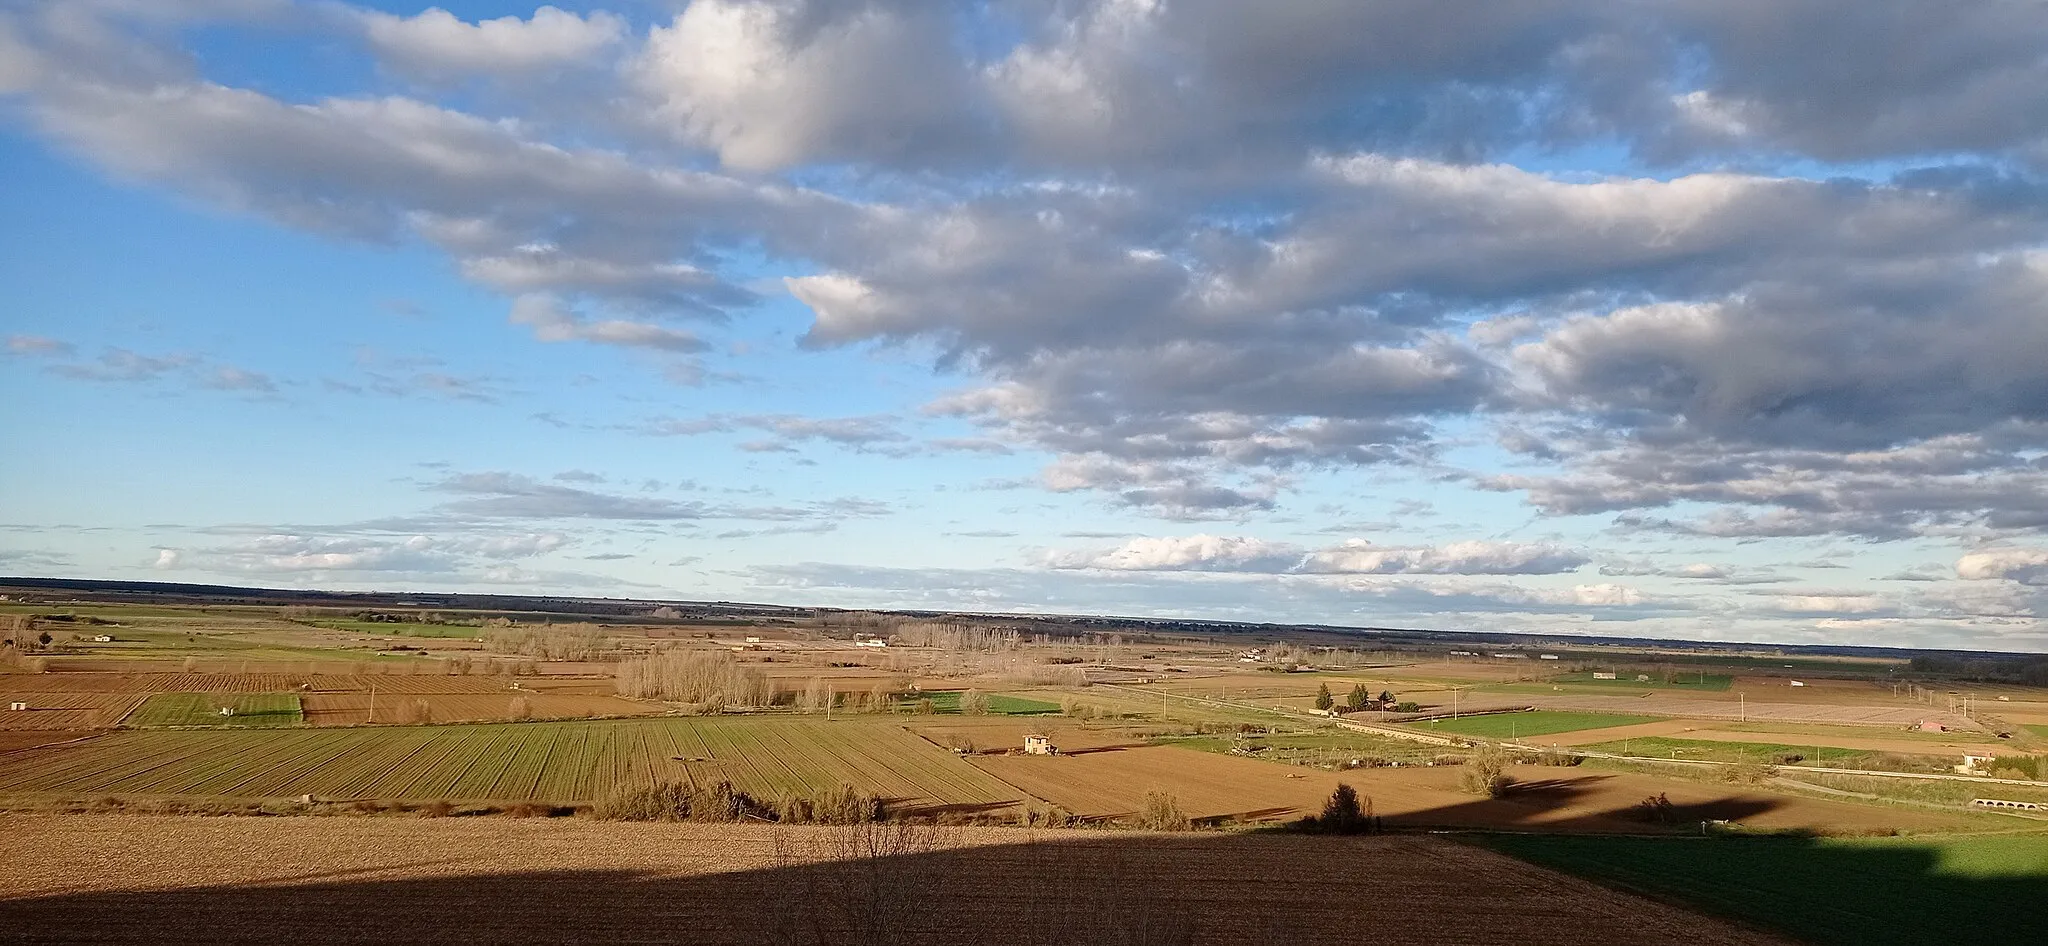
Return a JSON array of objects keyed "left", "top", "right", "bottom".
[
  {"left": 1592, "top": 672, "right": 1618, "bottom": 680},
  {"left": 1538, "top": 654, "right": 1560, "bottom": 660},
  {"left": 1023, "top": 734, "right": 1058, "bottom": 756},
  {"left": 857, "top": 639, "right": 888, "bottom": 648}
]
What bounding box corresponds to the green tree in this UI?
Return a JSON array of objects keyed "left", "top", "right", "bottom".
[
  {"left": 1345, "top": 684, "right": 1370, "bottom": 711},
  {"left": 1378, "top": 690, "right": 1394, "bottom": 705},
  {"left": 1314, "top": 683, "right": 1334, "bottom": 711}
]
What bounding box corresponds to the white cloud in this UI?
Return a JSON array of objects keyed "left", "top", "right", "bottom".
[
  {"left": 632, "top": 0, "right": 971, "bottom": 170},
  {"left": 1958, "top": 547, "right": 2048, "bottom": 586},
  {"left": 359, "top": 5, "right": 624, "bottom": 76},
  {"left": 509, "top": 294, "right": 707, "bottom": 352},
  {"left": 1045, "top": 534, "right": 1302, "bottom": 572},
  {"left": 1047, "top": 535, "right": 1587, "bottom": 576}
]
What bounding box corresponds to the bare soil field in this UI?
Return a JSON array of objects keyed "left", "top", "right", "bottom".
[
  {"left": 0, "top": 815, "right": 1791, "bottom": 946},
  {"left": 968, "top": 746, "right": 1985, "bottom": 833},
  {"left": 0, "top": 693, "right": 146, "bottom": 730},
  {"left": 0, "top": 731, "right": 98, "bottom": 753}
]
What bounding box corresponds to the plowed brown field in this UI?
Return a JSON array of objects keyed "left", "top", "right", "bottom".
[
  {"left": 0, "top": 815, "right": 1791, "bottom": 946},
  {"left": 0, "top": 692, "right": 146, "bottom": 729}
]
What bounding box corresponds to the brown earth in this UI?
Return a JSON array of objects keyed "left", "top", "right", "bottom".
[
  {"left": 0, "top": 815, "right": 1790, "bottom": 946},
  {"left": 0, "top": 731, "right": 98, "bottom": 753},
  {"left": 0, "top": 693, "right": 146, "bottom": 730},
  {"left": 967, "top": 745, "right": 1986, "bottom": 833}
]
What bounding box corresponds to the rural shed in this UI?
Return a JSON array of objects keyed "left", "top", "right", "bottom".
[{"left": 1023, "top": 734, "right": 1058, "bottom": 756}]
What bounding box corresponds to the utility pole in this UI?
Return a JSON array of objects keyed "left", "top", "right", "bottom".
[
  {"left": 367, "top": 682, "right": 376, "bottom": 724},
  {"left": 1740, "top": 692, "right": 1745, "bottom": 723}
]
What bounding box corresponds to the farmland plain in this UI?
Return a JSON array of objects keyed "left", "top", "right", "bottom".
[{"left": 0, "top": 717, "right": 1021, "bottom": 811}]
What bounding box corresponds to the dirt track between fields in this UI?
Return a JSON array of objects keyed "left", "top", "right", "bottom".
[{"left": 0, "top": 815, "right": 1793, "bottom": 946}]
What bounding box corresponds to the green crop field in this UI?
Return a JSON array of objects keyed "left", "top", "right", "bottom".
[
  {"left": 126, "top": 692, "right": 304, "bottom": 728},
  {"left": 1414, "top": 711, "right": 1662, "bottom": 739},
  {"left": 987, "top": 694, "right": 1060, "bottom": 714},
  {"left": 2026, "top": 724, "right": 2048, "bottom": 739},
  {"left": 1548, "top": 671, "right": 1733, "bottom": 691},
  {"left": 904, "top": 691, "right": 1061, "bottom": 715},
  {"left": 310, "top": 620, "right": 482, "bottom": 639},
  {"left": 1478, "top": 833, "right": 2048, "bottom": 946},
  {"left": 1582, "top": 736, "right": 1874, "bottom": 765},
  {"left": 0, "top": 717, "right": 1022, "bottom": 809}
]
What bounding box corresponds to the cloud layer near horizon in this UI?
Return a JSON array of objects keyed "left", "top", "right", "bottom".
[{"left": 4, "top": 0, "right": 2047, "bottom": 650}]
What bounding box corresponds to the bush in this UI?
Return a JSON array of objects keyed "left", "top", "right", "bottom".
[
  {"left": 1296, "top": 783, "right": 1377, "bottom": 834},
  {"left": 1459, "top": 744, "right": 1517, "bottom": 798},
  {"left": 959, "top": 689, "right": 991, "bottom": 716},
  {"left": 1135, "top": 791, "right": 1192, "bottom": 831},
  {"left": 1723, "top": 761, "right": 1777, "bottom": 785},
  {"left": 594, "top": 780, "right": 881, "bottom": 825},
  {"left": 1635, "top": 792, "right": 1676, "bottom": 823}
]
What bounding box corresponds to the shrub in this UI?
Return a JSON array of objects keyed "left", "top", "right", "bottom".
[
  {"left": 959, "top": 689, "right": 991, "bottom": 716},
  {"left": 1135, "top": 791, "right": 1191, "bottom": 831},
  {"left": 420, "top": 800, "right": 455, "bottom": 818},
  {"left": 1296, "top": 783, "right": 1376, "bottom": 834},
  {"left": 1635, "top": 792, "right": 1676, "bottom": 823},
  {"left": 1723, "top": 761, "right": 1776, "bottom": 785},
  {"left": 1458, "top": 744, "right": 1517, "bottom": 798},
  {"left": 507, "top": 696, "right": 532, "bottom": 720}
]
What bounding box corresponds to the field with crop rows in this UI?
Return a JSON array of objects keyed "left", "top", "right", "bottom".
[
  {"left": 6, "top": 673, "right": 531, "bottom": 695},
  {"left": 0, "top": 718, "right": 1021, "bottom": 810},
  {"left": 127, "top": 693, "right": 304, "bottom": 728},
  {"left": 0, "top": 692, "right": 146, "bottom": 730},
  {"left": 299, "top": 693, "right": 659, "bottom": 726}
]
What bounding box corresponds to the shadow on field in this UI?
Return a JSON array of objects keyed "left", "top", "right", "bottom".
[{"left": 0, "top": 826, "right": 1771, "bottom": 946}]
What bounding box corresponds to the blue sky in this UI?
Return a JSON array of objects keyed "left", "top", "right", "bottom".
[{"left": 4, "top": 1, "right": 2048, "bottom": 652}]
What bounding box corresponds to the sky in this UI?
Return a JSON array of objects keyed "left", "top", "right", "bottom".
[{"left": 3, "top": 1, "right": 2048, "bottom": 653}]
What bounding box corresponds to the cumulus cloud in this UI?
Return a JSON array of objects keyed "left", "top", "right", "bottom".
[
  {"left": 359, "top": 5, "right": 625, "bottom": 77},
  {"left": 6, "top": 0, "right": 2048, "bottom": 647},
  {"left": 632, "top": 0, "right": 974, "bottom": 170},
  {"left": 1958, "top": 547, "right": 2048, "bottom": 586}
]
